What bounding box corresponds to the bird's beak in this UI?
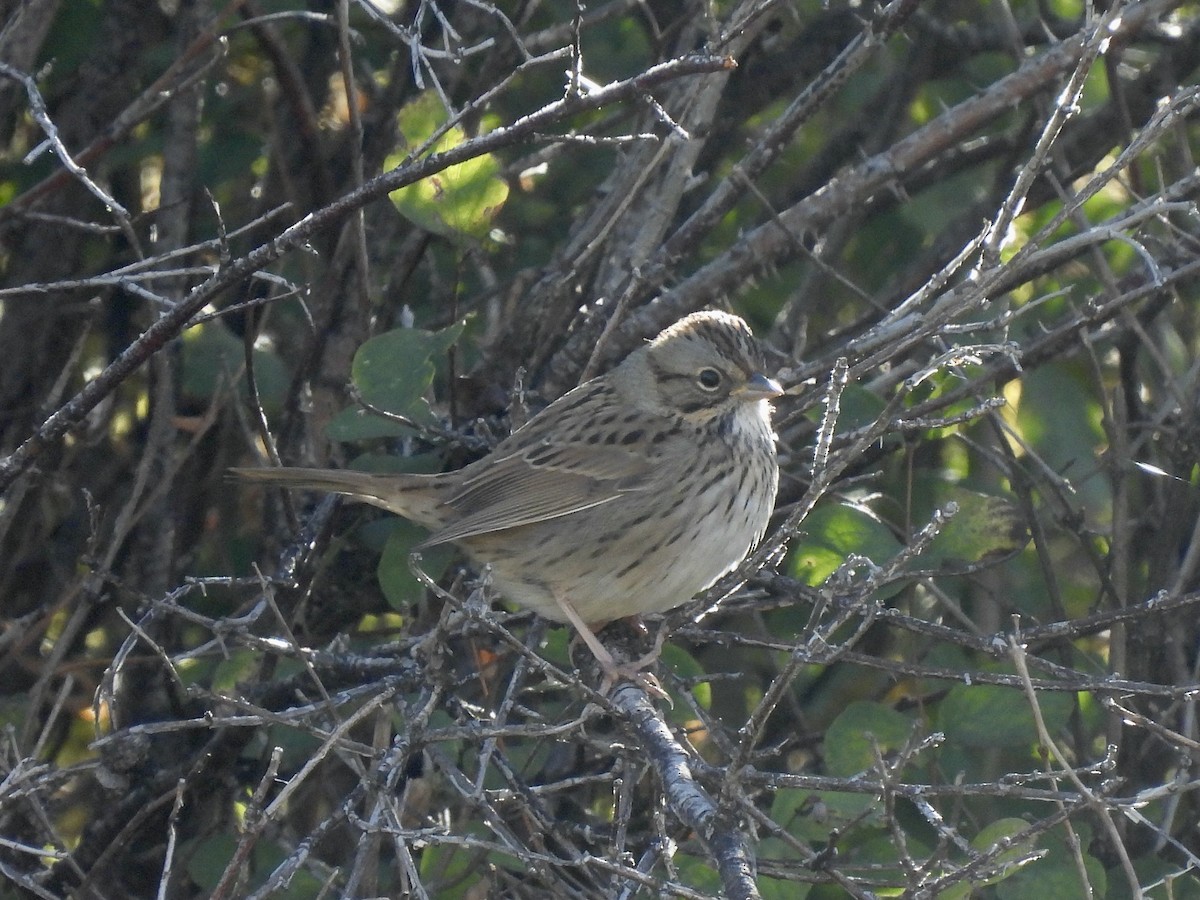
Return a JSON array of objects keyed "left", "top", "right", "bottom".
[{"left": 736, "top": 373, "right": 784, "bottom": 401}]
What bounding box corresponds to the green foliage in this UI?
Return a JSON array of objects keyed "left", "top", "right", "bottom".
[
  {"left": 937, "top": 684, "right": 1078, "bottom": 749},
  {"left": 676, "top": 855, "right": 725, "bottom": 895},
  {"left": 180, "top": 321, "right": 288, "bottom": 410},
  {"left": 37, "top": 0, "right": 105, "bottom": 77},
  {"left": 770, "top": 788, "right": 884, "bottom": 843},
  {"left": 6, "top": 0, "right": 1200, "bottom": 895},
  {"left": 1012, "top": 364, "right": 1110, "bottom": 514},
  {"left": 377, "top": 517, "right": 455, "bottom": 610},
  {"left": 326, "top": 320, "right": 465, "bottom": 439},
  {"left": 418, "top": 841, "right": 489, "bottom": 896},
  {"left": 660, "top": 642, "right": 713, "bottom": 712},
  {"left": 790, "top": 502, "right": 902, "bottom": 587},
  {"left": 326, "top": 321, "right": 465, "bottom": 608},
  {"left": 387, "top": 94, "right": 510, "bottom": 241},
  {"left": 1116, "top": 860, "right": 1200, "bottom": 899},
  {"left": 937, "top": 819, "right": 1039, "bottom": 900},
  {"left": 909, "top": 485, "right": 1029, "bottom": 572},
  {"left": 760, "top": 874, "right": 814, "bottom": 900},
  {"left": 823, "top": 700, "right": 916, "bottom": 777},
  {"left": 828, "top": 383, "right": 890, "bottom": 432},
  {"left": 188, "top": 834, "right": 327, "bottom": 898},
  {"left": 995, "top": 824, "right": 1106, "bottom": 900}
]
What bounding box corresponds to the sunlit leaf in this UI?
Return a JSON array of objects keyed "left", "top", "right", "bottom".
[
  {"left": 211, "top": 648, "right": 261, "bottom": 694},
  {"left": 934, "top": 818, "right": 1039, "bottom": 900},
  {"left": 974, "top": 818, "right": 1040, "bottom": 873},
  {"left": 387, "top": 93, "right": 510, "bottom": 240},
  {"left": 790, "top": 502, "right": 902, "bottom": 586},
  {"left": 1013, "top": 364, "right": 1109, "bottom": 515},
  {"left": 996, "top": 823, "right": 1105, "bottom": 900},
  {"left": 909, "top": 486, "right": 1029, "bottom": 573}
]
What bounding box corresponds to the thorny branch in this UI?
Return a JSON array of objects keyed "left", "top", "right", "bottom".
[{"left": 4, "top": 0, "right": 1200, "bottom": 895}]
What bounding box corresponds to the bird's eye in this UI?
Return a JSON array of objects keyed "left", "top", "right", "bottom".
[{"left": 697, "top": 368, "right": 722, "bottom": 390}]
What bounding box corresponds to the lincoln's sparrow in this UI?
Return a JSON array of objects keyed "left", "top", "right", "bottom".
[{"left": 233, "top": 310, "right": 782, "bottom": 684}]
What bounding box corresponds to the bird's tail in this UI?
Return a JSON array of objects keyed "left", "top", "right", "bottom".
[{"left": 229, "top": 466, "right": 448, "bottom": 528}]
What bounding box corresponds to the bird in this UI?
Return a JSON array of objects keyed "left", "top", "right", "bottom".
[{"left": 232, "top": 310, "right": 782, "bottom": 687}]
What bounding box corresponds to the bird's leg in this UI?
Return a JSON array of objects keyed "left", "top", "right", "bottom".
[
  {"left": 603, "top": 614, "right": 671, "bottom": 673},
  {"left": 552, "top": 595, "right": 666, "bottom": 698},
  {"left": 625, "top": 616, "right": 670, "bottom": 673}
]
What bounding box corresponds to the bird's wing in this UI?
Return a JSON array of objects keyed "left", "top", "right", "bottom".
[{"left": 420, "top": 442, "right": 654, "bottom": 546}]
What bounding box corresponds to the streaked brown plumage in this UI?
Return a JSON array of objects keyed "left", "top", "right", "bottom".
[{"left": 233, "top": 310, "right": 781, "bottom": 683}]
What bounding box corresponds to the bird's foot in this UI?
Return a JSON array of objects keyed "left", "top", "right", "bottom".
[{"left": 553, "top": 599, "right": 669, "bottom": 700}]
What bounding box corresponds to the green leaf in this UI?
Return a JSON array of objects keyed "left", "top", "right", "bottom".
[
  {"left": 1014, "top": 364, "right": 1109, "bottom": 515},
  {"left": 760, "top": 874, "right": 813, "bottom": 900},
  {"left": 936, "top": 818, "right": 1039, "bottom": 899},
  {"left": 188, "top": 833, "right": 325, "bottom": 897},
  {"left": 211, "top": 648, "right": 261, "bottom": 693},
  {"left": 1112, "top": 859, "right": 1200, "bottom": 900},
  {"left": 996, "top": 823, "right": 1106, "bottom": 900},
  {"left": 938, "top": 684, "right": 1076, "bottom": 748},
  {"left": 910, "top": 486, "right": 1029, "bottom": 572},
  {"left": 377, "top": 518, "right": 456, "bottom": 611},
  {"left": 327, "top": 322, "right": 465, "bottom": 441},
  {"left": 790, "top": 502, "right": 903, "bottom": 586},
  {"left": 539, "top": 625, "right": 571, "bottom": 667},
  {"left": 675, "top": 855, "right": 723, "bottom": 894},
  {"left": 824, "top": 700, "right": 915, "bottom": 777},
  {"left": 327, "top": 401, "right": 436, "bottom": 441},
  {"left": 974, "top": 817, "right": 1039, "bottom": 864},
  {"left": 387, "top": 93, "right": 510, "bottom": 240},
  {"left": 419, "top": 840, "right": 490, "bottom": 893},
  {"left": 659, "top": 642, "right": 711, "bottom": 714},
  {"left": 180, "top": 320, "right": 288, "bottom": 410},
  {"left": 826, "top": 383, "right": 889, "bottom": 433},
  {"left": 186, "top": 834, "right": 237, "bottom": 893},
  {"left": 350, "top": 452, "right": 448, "bottom": 477},
  {"left": 769, "top": 787, "right": 883, "bottom": 842}
]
